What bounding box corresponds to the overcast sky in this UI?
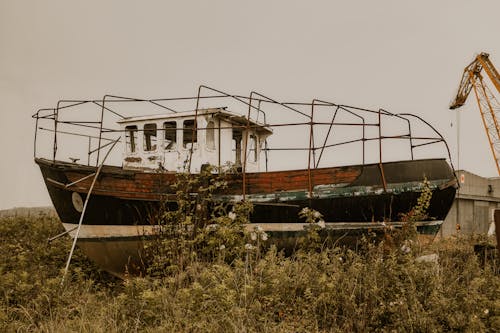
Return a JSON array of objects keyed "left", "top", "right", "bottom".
[{"left": 1, "top": 0, "right": 500, "bottom": 210}]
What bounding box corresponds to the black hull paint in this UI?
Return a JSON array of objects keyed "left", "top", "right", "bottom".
[{"left": 37, "top": 158, "right": 456, "bottom": 227}]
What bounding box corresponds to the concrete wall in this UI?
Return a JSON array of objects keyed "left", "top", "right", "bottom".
[{"left": 441, "top": 170, "right": 500, "bottom": 237}]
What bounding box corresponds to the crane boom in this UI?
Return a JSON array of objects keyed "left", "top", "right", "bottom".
[{"left": 450, "top": 52, "right": 500, "bottom": 175}]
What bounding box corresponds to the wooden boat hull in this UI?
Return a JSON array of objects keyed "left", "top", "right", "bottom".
[{"left": 36, "top": 157, "right": 456, "bottom": 276}]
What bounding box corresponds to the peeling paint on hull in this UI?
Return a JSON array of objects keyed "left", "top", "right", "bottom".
[{"left": 37, "top": 157, "right": 456, "bottom": 276}]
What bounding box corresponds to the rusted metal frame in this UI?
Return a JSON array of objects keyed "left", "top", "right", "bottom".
[
  {"left": 188, "top": 86, "right": 204, "bottom": 172},
  {"left": 313, "top": 100, "right": 367, "bottom": 168},
  {"left": 91, "top": 101, "right": 126, "bottom": 119},
  {"left": 33, "top": 109, "right": 55, "bottom": 159},
  {"left": 242, "top": 92, "right": 265, "bottom": 199},
  {"left": 218, "top": 118, "right": 221, "bottom": 170},
  {"left": 55, "top": 121, "right": 114, "bottom": 132},
  {"left": 88, "top": 138, "right": 120, "bottom": 155},
  {"left": 95, "top": 94, "right": 177, "bottom": 115},
  {"left": 411, "top": 139, "right": 444, "bottom": 149},
  {"left": 64, "top": 172, "right": 97, "bottom": 188},
  {"left": 257, "top": 100, "right": 270, "bottom": 172},
  {"left": 316, "top": 137, "right": 369, "bottom": 150},
  {"left": 378, "top": 109, "right": 415, "bottom": 160},
  {"left": 48, "top": 226, "right": 78, "bottom": 243},
  {"left": 53, "top": 101, "right": 65, "bottom": 162},
  {"left": 307, "top": 103, "right": 315, "bottom": 198},
  {"left": 88, "top": 137, "right": 91, "bottom": 165},
  {"left": 377, "top": 109, "right": 388, "bottom": 192},
  {"left": 95, "top": 95, "right": 108, "bottom": 166},
  {"left": 251, "top": 96, "right": 310, "bottom": 119},
  {"left": 199, "top": 85, "right": 309, "bottom": 120},
  {"left": 32, "top": 108, "right": 57, "bottom": 119},
  {"left": 61, "top": 137, "right": 120, "bottom": 285},
  {"left": 397, "top": 113, "right": 457, "bottom": 175},
  {"left": 148, "top": 100, "right": 178, "bottom": 113},
  {"left": 242, "top": 94, "right": 254, "bottom": 199},
  {"left": 187, "top": 86, "right": 275, "bottom": 172},
  {"left": 37, "top": 127, "right": 116, "bottom": 142},
  {"left": 313, "top": 102, "right": 339, "bottom": 168}
]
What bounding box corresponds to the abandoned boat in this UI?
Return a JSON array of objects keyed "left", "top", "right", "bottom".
[{"left": 33, "top": 86, "right": 457, "bottom": 276}]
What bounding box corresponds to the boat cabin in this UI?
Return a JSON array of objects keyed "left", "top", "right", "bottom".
[{"left": 118, "top": 108, "right": 272, "bottom": 173}]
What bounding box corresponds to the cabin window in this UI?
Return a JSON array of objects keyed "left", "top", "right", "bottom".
[
  {"left": 125, "top": 125, "right": 138, "bottom": 153},
  {"left": 183, "top": 119, "right": 197, "bottom": 148},
  {"left": 143, "top": 123, "right": 157, "bottom": 151},
  {"left": 249, "top": 134, "right": 258, "bottom": 162},
  {"left": 206, "top": 120, "right": 215, "bottom": 150},
  {"left": 163, "top": 121, "right": 177, "bottom": 150},
  {"left": 232, "top": 130, "right": 242, "bottom": 166}
]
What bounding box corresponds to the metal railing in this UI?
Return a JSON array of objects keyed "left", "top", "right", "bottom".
[{"left": 32, "top": 85, "right": 455, "bottom": 199}]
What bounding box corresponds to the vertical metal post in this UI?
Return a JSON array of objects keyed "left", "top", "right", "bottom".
[
  {"left": 87, "top": 137, "right": 91, "bottom": 166},
  {"left": 242, "top": 93, "right": 254, "bottom": 200},
  {"left": 188, "top": 86, "right": 202, "bottom": 173},
  {"left": 34, "top": 111, "right": 40, "bottom": 159},
  {"left": 96, "top": 96, "right": 106, "bottom": 166},
  {"left": 307, "top": 104, "right": 314, "bottom": 197},
  {"left": 53, "top": 105, "right": 60, "bottom": 162},
  {"left": 378, "top": 109, "right": 387, "bottom": 191}
]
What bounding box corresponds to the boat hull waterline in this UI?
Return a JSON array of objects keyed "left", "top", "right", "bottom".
[{"left": 37, "top": 157, "right": 456, "bottom": 276}]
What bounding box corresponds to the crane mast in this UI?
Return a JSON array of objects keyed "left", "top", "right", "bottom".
[{"left": 450, "top": 52, "right": 500, "bottom": 175}]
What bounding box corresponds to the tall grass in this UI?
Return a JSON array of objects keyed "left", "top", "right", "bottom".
[{"left": 1, "top": 213, "right": 498, "bottom": 332}]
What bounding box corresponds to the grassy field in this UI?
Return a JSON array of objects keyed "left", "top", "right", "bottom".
[{"left": 1, "top": 212, "right": 499, "bottom": 332}]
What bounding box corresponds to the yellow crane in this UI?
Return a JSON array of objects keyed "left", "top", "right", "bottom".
[{"left": 450, "top": 52, "right": 500, "bottom": 175}]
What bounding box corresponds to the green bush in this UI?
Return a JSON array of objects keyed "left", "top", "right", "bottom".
[{"left": 1, "top": 211, "right": 499, "bottom": 332}]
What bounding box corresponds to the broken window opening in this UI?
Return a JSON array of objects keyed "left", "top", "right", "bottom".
[
  {"left": 143, "top": 123, "right": 157, "bottom": 152},
  {"left": 183, "top": 119, "right": 197, "bottom": 148},
  {"left": 164, "top": 121, "right": 177, "bottom": 150},
  {"left": 232, "top": 130, "right": 242, "bottom": 166},
  {"left": 249, "top": 134, "right": 258, "bottom": 162},
  {"left": 206, "top": 120, "right": 216, "bottom": 150},
  {"left": 125, "top": 125, "right": 138, "bottom": 153}
]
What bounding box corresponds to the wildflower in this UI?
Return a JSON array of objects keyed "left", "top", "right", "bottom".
[
  {"left": 300, "top": 207, "right": 310, "bottom": 215},
  {"left": 484, "top": 309, "right": 489, "bottom": 315},
  {"left": 255, "top": 225, "right": 263, "bottom": 233},
  {"left": 206, "top": 224, "right": 218, "bottom": 231},
  {"left": 244, "top": 243, "right": 255, "bottom": 251},
  {"left": 219, "top": 244, "right": 226, "bottom": 250},
  {"left": 250, "top": 232, "right": 257, "bottom": 241},
  {"left": 313, "top": 211, "right": 322, "bottom": 219},
  {"left": 401, "top": 244, "right": 411, "bottom": 254},
  {"left": 228, "top": 212, "right": 237, "bottom": 221},
  {"left": 261, "top": 232, "right": 268, "bottom": 241},
  {"left": 317, "top": 220, "right": 326, "bottom": 229}
]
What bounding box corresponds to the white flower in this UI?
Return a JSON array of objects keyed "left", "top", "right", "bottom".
[
  {"left": 261, "top": 232, "right": 268, "bottom": 241},
  {"left": 255, "top": 225, "right": 263, "bottom": 233},
  {"left": 313, "top": 211, "right": 322, "bottom": 219},
  {"left": 228, "top": 212, "right": 237, "bottom": 221},
  {"left": 250, "top": 232, "right": 257, "bottom": 241},
  {"left": 484, "top": 309, "right": 489, "bottom": 315},
  {"left": 401, "top": 244, "right": 411, "bottom": 254},
  {"left": 219, "top": 244, "right": 226, "bottom": 250},
  {"left": 300, "top": 207, "right": 310, "bottom": 215},
  {"left": 244, "top": 243, "right": 255, "bottom": 251},
  {"left": 206, "top": 224, "right": 218, "bottom": 231},
  {"left": 317, "top": 220, "right": 326, "bottom": 229}
]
